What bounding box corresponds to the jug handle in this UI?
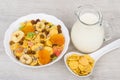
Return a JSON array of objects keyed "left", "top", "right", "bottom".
[{"left": 74, "top": 6, "right": 82, "bottom": 20}]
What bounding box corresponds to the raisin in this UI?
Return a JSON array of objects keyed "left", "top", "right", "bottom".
[
  {"left": 45, "top": 31, "right": 49, "bottom": 36},
  {"left": 41, "top": 29, "right": 49, "bottom": 36},
  {"left": 44, "top": 22, "right": 49, "bottom": 25},
  {"left": 31, "top": 20, "right": 36, "bottom": 24},
  {"left": 57, "top": 25, "right": 61, "bottom": 29},
  {"left": 9, "top": 41, "right": 15, "bottom": 45},
  {"left": 16, "top": 56, "right": 20, "bottom": 60},
  {"left": 57, "top": 25, "right": 62, "bottom": 33},
  {"left": 19, "top": 41, "right": 23, "bottom": 45},
  {"left": 31, "top": 51, "right": 36, "bottom": 54},
  {"left": 19, "top": 37, "right": 24, "bottom": 45},
  {"left": 52, "top": 44, "right": 58, "bottom": 47},
  {"left": 26, "top": 50, "right": 36, "bottom": 54},
  {"left": 40, "top": 40, "right": 45, "bottom": 44},
  {"left": 36, "top": 19, "right": 40, "bottom": 23},
  {"left": 40, "top": 34, "right": 45, "bottom": 38},
  {"left": 42, "top": 29, "right": 46, "bottom": 32},
  {"left": 51, "top": 54, "right": 57, "bottom": 58}
]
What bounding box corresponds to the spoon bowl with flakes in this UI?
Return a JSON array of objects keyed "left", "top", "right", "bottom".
[{"left": 64, "top": 39, "right": 120, "bottom": 77}]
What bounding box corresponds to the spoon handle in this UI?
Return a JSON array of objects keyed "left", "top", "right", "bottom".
[{"left": 90, "top": 39, "right": 120, "bottom": 61}]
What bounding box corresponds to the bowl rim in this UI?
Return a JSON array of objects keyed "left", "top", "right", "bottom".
[{"left": 4, "top": 13, "right": 70, "bottom": 68}]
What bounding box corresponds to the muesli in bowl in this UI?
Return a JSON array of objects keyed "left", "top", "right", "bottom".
[{"left": 4, "top": 14, "right": 70, "bottom": 68}]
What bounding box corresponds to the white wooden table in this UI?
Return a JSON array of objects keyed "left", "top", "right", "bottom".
[{"left": 0, "top": 0, "right": 120, "bottom": 80}]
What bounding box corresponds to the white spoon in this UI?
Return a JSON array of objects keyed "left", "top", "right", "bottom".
[{"left": 64, "top": 39, "right": 120, "bottom": 77}]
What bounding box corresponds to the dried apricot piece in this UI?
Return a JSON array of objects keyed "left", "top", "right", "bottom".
[
  {"left": 50, "top": 34, "right": 65, "bottom": 46},
  {"left": 22, "top": 22, "right": 35, "bottom": 34},
  {"left": 38, "top": 49, "right": 51, "bottom": 65}
]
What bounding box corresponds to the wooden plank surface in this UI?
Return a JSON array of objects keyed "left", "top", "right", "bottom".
[{"left": 0, "top": 0, "right": 120, "bottom": 80}]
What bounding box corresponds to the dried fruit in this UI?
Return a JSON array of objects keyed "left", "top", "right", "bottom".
[
  {"left": 36, "top": 19, "right": 40, "bottom": 23},
  {"left": 22, "top": 22, "right": 35, "bottom": 34},
  {"left": 31, "top": 20, "right": 36, "bottom": 24},
  {"left": 15, "top": 46, "right": 24, "bottom": 53},
  {"left": 53, "top": 46, "right": 63, "bottom": 56},
  {"left": 50, "top": 34, "right": 65, "bottom": 46},
  {"left": 26, "top": 32, "right": 35, "bottom": 40},
  {"left": 38, "top": 50, "right": 51, "bottom": 65},
  {"left": 9, "top": 41, "right": 15, "bottom": 45},
  {"left": 57, "top": 25, "right": 62, "bottom": 33}
]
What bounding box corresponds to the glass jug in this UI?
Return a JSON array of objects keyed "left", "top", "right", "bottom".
[{"left": 71, "top": 5, "right": 112, "bottom": 53}]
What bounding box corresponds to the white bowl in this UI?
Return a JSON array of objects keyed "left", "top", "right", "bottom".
[{"left": 4, "top": 13, "right": 70, "bottom": 68}]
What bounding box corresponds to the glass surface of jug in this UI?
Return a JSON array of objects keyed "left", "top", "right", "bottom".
[{"left": 71, "top": 5, "right": 111, "bottom": 53}]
